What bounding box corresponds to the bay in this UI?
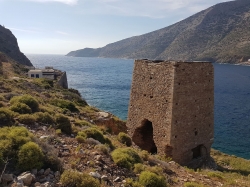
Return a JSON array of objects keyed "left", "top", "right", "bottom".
[{"left": 27, "top": 54, "right": 250, "bottom": 159}]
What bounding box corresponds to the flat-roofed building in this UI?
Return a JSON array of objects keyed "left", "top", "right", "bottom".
[{"left": 28, "top": 68, "right": 55, "bottom": 80}]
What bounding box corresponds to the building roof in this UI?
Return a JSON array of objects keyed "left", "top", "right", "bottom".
[
  {"left": 42, "top": 69, "right": 55, "bottom": 73},
  {"left": 28, "top": 69, "right": 43, "bottom": 73}
]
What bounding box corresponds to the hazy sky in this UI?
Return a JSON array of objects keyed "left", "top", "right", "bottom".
[{"left": 0, "top": 0, "right": 232, "bottom": 54}]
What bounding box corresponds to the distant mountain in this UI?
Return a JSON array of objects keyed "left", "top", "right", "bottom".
[
  {"left": 67, "top": 0, "right": 250, "bottom": 64},
  {"left": 0, "top": 25, "right": 32, "bottom": 66}
]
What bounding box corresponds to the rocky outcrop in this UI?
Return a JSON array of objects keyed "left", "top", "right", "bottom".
[
  {"left": 94, "top": 112, "right": 127, "bottom": 135},
  {"left": 2, "top": 168, "right": 60, "bottom": 187},
  {"left": 0, "top": 25, "right": 32, "bottom": 66},
  {"left": 67, "top": 0, "right": 250, "bottom": 64}
]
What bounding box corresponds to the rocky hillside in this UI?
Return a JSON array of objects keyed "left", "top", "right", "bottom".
[
  {"left": 67, "top": 0, "right": 250, "bottom": 64},
  {"left": 0, "top": 25, "right": 32, "bottom": 66},
  {"left": 0, "top": 55, "right": 250, "bottom": 187}
]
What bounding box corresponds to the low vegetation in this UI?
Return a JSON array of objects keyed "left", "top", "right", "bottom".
[
  {"left": 60, "top": 170, "right": 100, "bottom": 187},
  {"left": 117, "top": 132, "right": 132, "bottom": 146},
  {"left": 0, "top": 108, "right": 14, "bottom": 126},
  {"left": 139, "top": 171, "right": 167, "bottom": 187},
  {"left": 111, "top": 147, "right": 141, "bottom": 169},
  {"left": 10, "top": 94, "right": 39, "bottom": 113},
  {"left": 18, "top": 142, "right": 44, "bottom": 171}
]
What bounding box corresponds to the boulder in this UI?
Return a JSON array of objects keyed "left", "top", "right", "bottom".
[
  {"left": 34, "top": 182, "right": 41, "bottom": 186},
  {"left": 38, "top": 169, "right": 45, "bottom": 175},
  {"left": 2, "top": 174, "right": 14, "bottom": 182},
  {"left": 101, "top": 175, "right": 108, "bottom": 181},
  {"left": 89, "top": 172, "right": 101, "bottom": 179},
  {"left": 44, "top": 182, "right": 52, "bottom": 187},
  {"left": 44, "top": 168, "right": 51, "bottom": 176},
  {"left": 54, "top": 171, "right": 60, "bottom": 179},
  {"left": 31, "top": 169, "right": 38, "bottom": 175},
  {"left": 17, "top": 173, "right": 34, "bottom": 186}
]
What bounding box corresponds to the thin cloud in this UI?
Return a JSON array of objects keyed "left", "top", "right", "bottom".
[
  {"left": 79, "top": 0, "right": 231, "bottom": 18},
  {"left": 23, "top": 0, "right": 78, "bottom": 5},
  {"left": 56, "top": 31, "right": 70, "bottom": 35},
  {"left": 7, "top": 27, "right": 40, "bottom": 33}
]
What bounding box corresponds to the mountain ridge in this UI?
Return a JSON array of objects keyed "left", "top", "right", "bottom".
[
  {"left": 67, "top": 0, "right": 250, "bottom": 64},
  {"left": 0, "top": 25, "right": 32, "bottom": 66}
]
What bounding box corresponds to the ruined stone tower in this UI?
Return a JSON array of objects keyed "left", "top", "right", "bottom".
[{"left": 127, "top": 59, "right": 214, "bottom": 165}]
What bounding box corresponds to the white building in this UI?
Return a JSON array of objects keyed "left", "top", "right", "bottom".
[{"left": 28, "top": 68, "right": 55, "bottom": 80}]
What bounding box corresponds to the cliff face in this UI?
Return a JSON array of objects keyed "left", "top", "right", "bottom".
[
  {"left": 0, "top": 25, "right": 32, "bottom": 66},
  {"left": 67, "top": 0, "right": 250, "bottom": 64}
]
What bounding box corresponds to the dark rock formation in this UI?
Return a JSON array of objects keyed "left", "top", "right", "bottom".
[
  {"left": 67, "top": 0, "right": 250, "bottom": 64},
  {"left": 0, "top": 25, "right": 32, "bottom": 66}
]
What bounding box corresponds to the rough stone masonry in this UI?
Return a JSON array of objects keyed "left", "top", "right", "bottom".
[{"left": 127, "top": 59, "right": 214, "bottom": 165}]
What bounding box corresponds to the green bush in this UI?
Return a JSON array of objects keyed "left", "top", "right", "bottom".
[
  {"left": 76, "top": 135, "right": 85, "bottom": 143},
  {"left": 10, "top": 94, "right": 39, "bottom": 113},
  {"left": 34, "top": 78, "right": 54, "bottom": 89},
  {"left": 77, "top": 128, "right": 114, "bottom": 148},
  {"left": 139, "top": 171, "right": 167, "bottom": 187},
  {"left": 62, "top": 89, "right": 88, "bottom": 107},
  {"left": 34, "top": 112, "right": 54, "bottom": 124},
  {"left": 111, "top": 148, "right": 142, "bottom": 169},
  {"left": 139, "top": 150, "right": 149, "bottom": 161},
  {"left": 0, "top": 95, "right": 5, "bottom": 101},
  {"left": 74, "top": 120, "right": 91, "bottom": 127},
  {"left": 0, "top": 138, "right": 12, "bottom": 158},
  {"left": 39, "top": 105, "right": 55, "bottom": 115},
  {"left": 50, "top": 99, "right": 79, "bottom": 112},
  {"left": 133, "top": 163, "right": 147, "bottom": 174},
  {"left": 55, "top": 114, "right": 72, "bottom": 135},
  {"left": 0, "top": 101, "right": 4, "bottom": 107},
  {"left": 18, "top": 142, "right": 44, "bottom": 171},
  {"left": 7, "top": 127, "right": 33, "bottom": 151},
  {"left": 117, "top": 132, "right": 132, "bottom": 146},
  {"left": 18, "top": 114, "right": 36, "bottom": 125},
  {"left": 124, "top": 178, "right": 143, "bottom": 187},
  {"left": 148, "top": 166, "right": 163, "bottom": 175},
  {"left": 60, "top": 170, "right": 100, "bottom": 187},
  {"left": 0, "top": 108, "right": 14, "bottom": 126},
  {"left": 94, "top": 144, "right": 110, "bottom": 154},
  {"left": 10, "top": 102, "right": 32, "bottom": 114},
  {"left": 104, "top": 136, "right": 114, "bottom": 149},
  {"left": 133, "top": 164, "right": 163, "bottom": 175},
  {"left": 79, "top": 128, "right": 105, "bottom": 143},
  {"left": 0, "top": 127, "right": 29, "bottom": 155}
]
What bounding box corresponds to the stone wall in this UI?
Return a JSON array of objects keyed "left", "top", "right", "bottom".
[
  {"left": 57, "top": 72, "right": 68, "bottom": 89},
  {"left": 126, "top": 60, "right": 214, "bottom": 165}
]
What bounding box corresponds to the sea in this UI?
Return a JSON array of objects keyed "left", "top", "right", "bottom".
[{"left": 27, "top": 54, "right": 250, "bottom": 160}]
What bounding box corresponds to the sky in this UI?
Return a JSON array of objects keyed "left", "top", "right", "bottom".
[{"left": 0, "top": 0, "right": 232, "bottom": 54}]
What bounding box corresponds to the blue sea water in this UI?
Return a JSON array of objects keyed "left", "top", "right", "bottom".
[{"left": 27, "top": 54, "right": 250, "bottom": 159}]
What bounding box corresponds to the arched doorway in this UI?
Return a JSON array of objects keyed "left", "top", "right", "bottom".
[
  {"left": 132, "top": 119, "right": 157, "bottom": 154},
  {"left": 192, "top": 144, "right": 207, "bottom": 159}
]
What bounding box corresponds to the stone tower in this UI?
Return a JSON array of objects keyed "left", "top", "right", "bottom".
[{"left": 127, "top": 59, "right": 214, "bottom": 165}]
